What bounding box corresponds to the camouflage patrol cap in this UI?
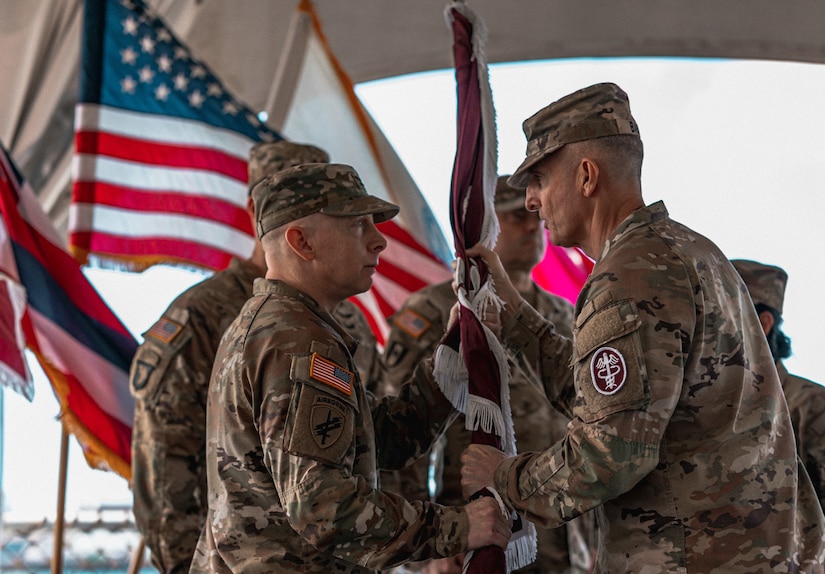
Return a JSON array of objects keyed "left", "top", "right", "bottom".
[
  {"left": 247, "top": 140, "right": 329, "bottom": 192},
  {"left": 252, "top": 163, "right": 399, "bottom": 239},
  {"left": 731, "top": 259, "right": 788, "bottom": 315},
  {"left": 509, "top": 82, "right": 641, "bottom": 187},
  {"left": 494, "top": 175, "right": 526, "bottom": 212}
]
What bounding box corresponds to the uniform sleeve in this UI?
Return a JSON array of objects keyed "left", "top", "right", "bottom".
[
  {"left": 494, "top": 258, "right": 693, "bottom": 528},
  {"left": 371, "top": 357, "right": 458, "bottom": 470},
  {"left": 789, "top": 379, "right": 825, "bottom": 508},
  {"left": 130, "top": 310, "right": 212, "bottom": 574},
  {"left": 262, "top": 350, "right": 467, "bottom": 570},
  {"left": 503, "top": 300, "right": 577, "bottom": 417}
]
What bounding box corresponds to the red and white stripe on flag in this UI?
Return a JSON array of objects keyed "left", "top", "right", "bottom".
[
  {"left": 72, "top": 104, "right": 256, "bottom": 271},
  {"left": 71, "top": 0, "right": 282, "bottom": 273}
]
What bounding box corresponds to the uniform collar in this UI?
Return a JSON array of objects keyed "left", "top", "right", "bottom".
[
  {"left": 252, "top": 278, "right": 358, "bottom": 352},
  {"left": 228, "top": 257, "right": 264, "bottom": 285},
  {"left": 596, "top": 200, "right": 669, "bottom": 262}
]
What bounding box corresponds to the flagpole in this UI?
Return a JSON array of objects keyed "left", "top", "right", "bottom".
[
  {"left": 127, "top": 537, "right": 146, "bottom": 574},
  {"left": 50, "top": 427, "right": 69, "bottom": 574}
]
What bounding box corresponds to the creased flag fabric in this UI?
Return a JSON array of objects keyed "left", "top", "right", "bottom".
[
  {"left": 268, "top": 0, "right": 452, "bottom": 347},
  {"left": 71, "top": 0, "right": 282, "bottom": 272},
  {"left": 0, "top": 269, "right": 32, "bottom": 400},
  {"left": 1, "top": 141, "right": 138, "bottom": 480},
  {"left": 433, "top": 3, "right": 535, "bottom": 572}
]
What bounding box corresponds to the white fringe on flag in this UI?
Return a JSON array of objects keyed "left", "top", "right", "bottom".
[{"left": 437, "top": 3, "right": 537, "bottom": 571}]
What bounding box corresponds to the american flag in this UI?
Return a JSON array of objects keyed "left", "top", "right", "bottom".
[
  {"left": 71, "top": 0, "right": 281, "bottom": 271},
  {"left": 310, "top": 353, "right": 353, "bottom": 396}
]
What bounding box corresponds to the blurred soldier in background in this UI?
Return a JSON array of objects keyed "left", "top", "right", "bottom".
[{"left": 732, "top": 258, "right": 825, "bottom": 509}]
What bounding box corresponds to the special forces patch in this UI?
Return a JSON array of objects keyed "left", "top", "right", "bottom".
[
  {"left": 131, "top": 359, "right": 155, "bottom": 391},
  {"left": 590, "top": 346, "right": 627, "bottom": 395},
  {"left": 383, "top": 340, "right": 408, "bottom": 368},
  {"left": 311, "top": 400, "right": 346, "bottom": 449},
  {"left": 287, "top": 385, "right": 354, "bottom": 465}
]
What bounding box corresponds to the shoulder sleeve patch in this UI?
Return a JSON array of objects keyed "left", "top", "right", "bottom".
[
  {"left": 285, "top": 383, "right": 354, "bottom": 467},
  {"left": 393, "top": 308, "right": 431, "bottom": 339},
  {"left": 145, "top": 317, "right": 183, "bottom": 344},
  {"left": 573, "top": 299, "right": 649, "bottom": 422}
]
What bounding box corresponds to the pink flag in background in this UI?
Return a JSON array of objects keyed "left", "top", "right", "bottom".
[{"left": 532, "top": 241, "right": 594, "bottom": 305}]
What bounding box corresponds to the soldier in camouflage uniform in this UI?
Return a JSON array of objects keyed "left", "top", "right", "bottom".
[
  {"left": 380, "top": 176, "right": 591, "bottom": 574},
  {"left": 461, "top": 82, "right": 825, "bottom": 571},
  {"left": 130, "top": 141, "right": 377, "bottom": 574},
  {"left": 190, "top": 163, "right": 512, "bottom": 573},
  {"left": 732, "top": 259, "right": 825, "bottom": 509}
]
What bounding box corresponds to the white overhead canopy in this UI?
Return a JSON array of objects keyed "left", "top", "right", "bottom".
[{"left": 3, "top": 0, "right": 825, "bottom": 231}]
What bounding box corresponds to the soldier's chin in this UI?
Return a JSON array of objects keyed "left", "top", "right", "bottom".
[{"left": 350, "top": 279, "right": 373, "bottom": 298}]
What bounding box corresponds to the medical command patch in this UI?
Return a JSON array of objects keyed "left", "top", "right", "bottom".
[
  {"left": 590, "top": 346, "right": 627, "bottom": 395},
  {"left": 309, "top": 353, "right": 353, "bottom": 395}
]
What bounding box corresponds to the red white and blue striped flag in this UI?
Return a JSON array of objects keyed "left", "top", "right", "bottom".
[
  {"left": 71, "top": 0, "right": 282, "bottom": 272},
  {"left": 0, "top": 141, "right": 138, "bottom": 480}
]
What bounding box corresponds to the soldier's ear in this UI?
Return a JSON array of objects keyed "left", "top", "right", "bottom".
[
  {"left": 284, "top": 225, "right": 316, "bottom": 261},
  {"left": 578, "top": 157, "right": 599, "bottom": 198},
  {"left": 757, "top": 309, "right": 775, "bottom": 337}
]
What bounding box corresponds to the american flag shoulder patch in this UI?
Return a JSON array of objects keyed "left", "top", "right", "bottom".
[
  {"left": 394, "top": 308, "right": 431, "bottom": 339},
  {"left": 146, "top": 317, "right": 183, "bottom": 344},
  {"left": 309, "top": 353, "right": 353, "bottom": 396}
]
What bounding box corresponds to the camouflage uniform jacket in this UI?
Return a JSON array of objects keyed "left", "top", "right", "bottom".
[
  {"left": 131, "top": 257, "right": 261, "bottom": 574},
  {"left": 498, "top": 201, "right": 825, "bottom": 572},
  {"left": 190, "top": 279, "right": 468, "bottom": 574},
  {"left": 381, "top": 280, "right": 593, "bottom": 574},
  {"left": 131, "top": 260, "right": 376, "bottom": 574},
  {"left": 778, "top": 360, "right": 825, "bottom": 510}
]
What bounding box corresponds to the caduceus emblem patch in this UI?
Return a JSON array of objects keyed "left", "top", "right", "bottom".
[{"left": 590, "top": 347, "right": 627, "bottom": 395}]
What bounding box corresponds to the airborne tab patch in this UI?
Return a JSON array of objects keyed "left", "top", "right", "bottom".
[
  {"left": 309, "top": 353, "right": 353, "bottom": 395},
  {"left": 590, "top": 347, "right": 627, "bottom": 395},
  {"left": 394, "top": 308, "right": 431, "bottom": 339},
  {"left": 145, "top": 317, "right": 183, "bottom": 344}
]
